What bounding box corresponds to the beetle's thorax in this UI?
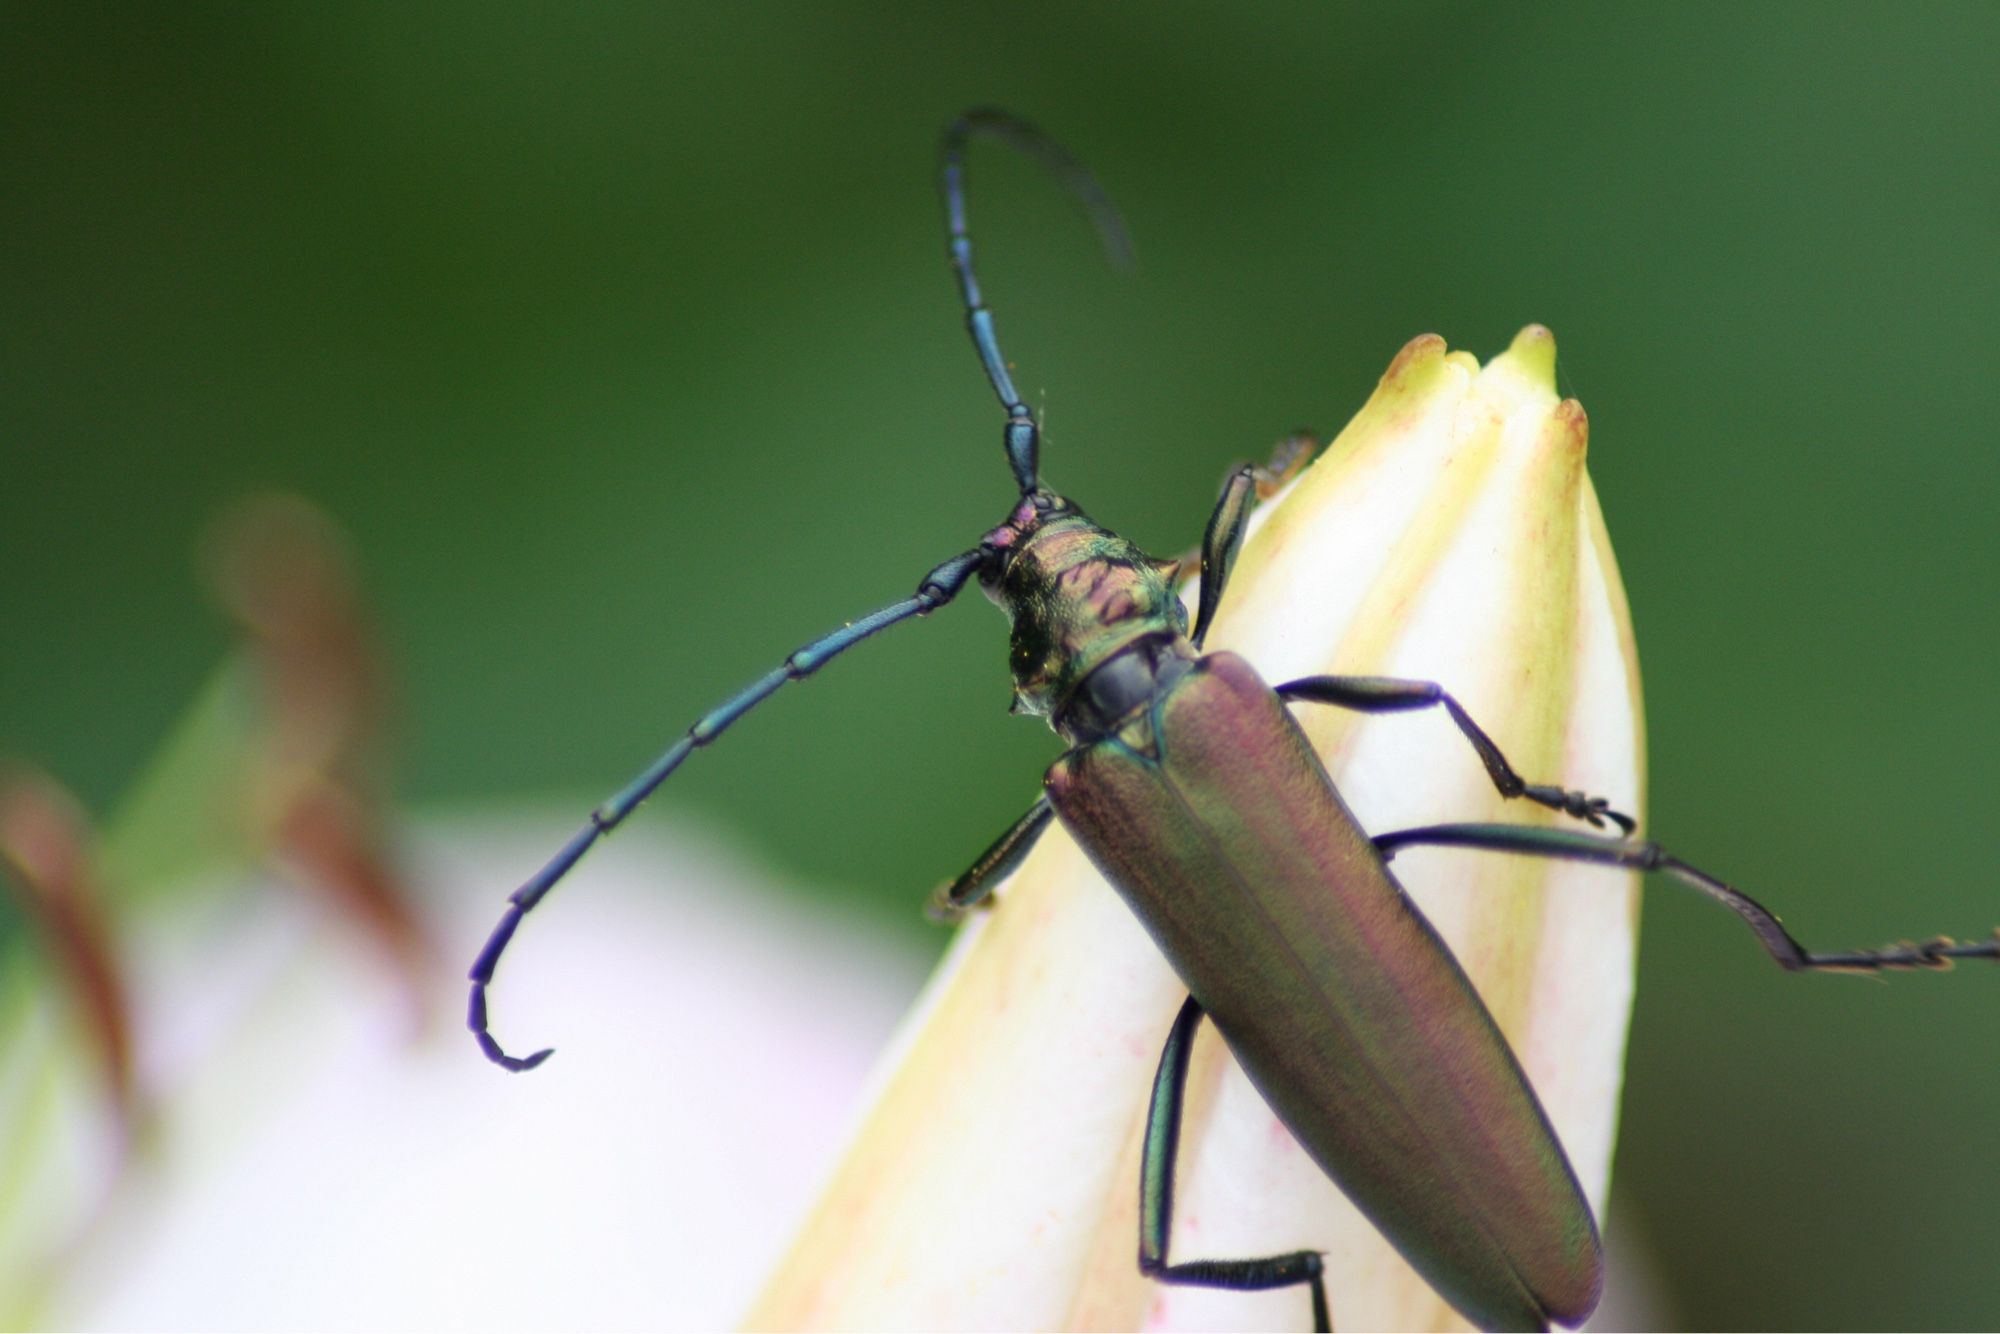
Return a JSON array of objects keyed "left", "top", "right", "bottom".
[{"left": 979, "top": 489, "right": 1193, "bottom": 742}]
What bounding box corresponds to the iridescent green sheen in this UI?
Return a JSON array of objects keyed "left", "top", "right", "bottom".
[
  {"left": 1044, "top": 651, "right": 1602, "bottom": 1331},
  {"left": 978, "top": 497, "right": 1186, "bottom": 724}
]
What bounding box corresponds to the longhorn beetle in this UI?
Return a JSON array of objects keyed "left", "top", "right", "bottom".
[{"left": 468, "top": 110, "right": 1999, "bottom": 1331}]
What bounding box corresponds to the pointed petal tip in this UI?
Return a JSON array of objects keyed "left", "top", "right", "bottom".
[
  {"left": 1473, "top": 323, "right": 1560, "bottom": 400},
  {"left": 1508, "top": 323, "right": 1559, "bottom": 384},
  {"left": 1464, "top": 324, "right": 1561, "bottom": 423},
  {"left": 1373, "top": 327, "right": 1564, "bottom": 396},
  {"left": 1382, "top": 332, "right": 1449, "bottom": 385}
]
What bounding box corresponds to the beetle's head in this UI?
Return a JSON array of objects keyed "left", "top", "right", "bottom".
[{"left": 975, "top": 488, "right": 1071, "bottom": 580}]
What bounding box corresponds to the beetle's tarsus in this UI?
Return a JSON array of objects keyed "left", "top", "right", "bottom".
[
  {"left": 1521, "top": 782, "right": 1636, "bottom": 836},
  {"left": 925, "top": 889, "right": 992, "bottom": 925},
  {"left": 1867, "top": 936, "right": 1964, "bottom": 971}
]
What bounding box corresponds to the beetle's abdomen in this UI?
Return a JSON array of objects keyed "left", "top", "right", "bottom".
[{"left": 1044, "top": 652, "right": 1602, "bottom": 1332}]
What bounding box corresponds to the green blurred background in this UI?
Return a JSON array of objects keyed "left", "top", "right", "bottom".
[{"left": 7, "top": 5, "right": 1999, "bottom": 1328}]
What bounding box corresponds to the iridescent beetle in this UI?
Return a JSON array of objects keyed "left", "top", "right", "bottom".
[{"left": 469, "top": 110, "right": 1998, "bottom": 1330}]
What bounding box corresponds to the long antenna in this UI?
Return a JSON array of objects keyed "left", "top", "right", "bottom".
[{"left": 939, "top": 109, "right": 1132, "bottom": 495}]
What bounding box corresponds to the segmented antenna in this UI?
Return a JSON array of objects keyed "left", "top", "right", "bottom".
[{"left": 939, "top": 109, "right": 1132, "bottom": 495}]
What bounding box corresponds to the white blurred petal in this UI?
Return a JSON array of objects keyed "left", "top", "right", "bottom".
[{"left": 57, "top": 818, "right": 928, "bottom": 1332}]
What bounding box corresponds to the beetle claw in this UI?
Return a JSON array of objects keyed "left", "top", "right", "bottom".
[
  {"left": 1527, "top": 784, "right": 1637, "bottom": 836},
  {"left": 1573, "top": 793, "right": 1637, "bottom": 837}
]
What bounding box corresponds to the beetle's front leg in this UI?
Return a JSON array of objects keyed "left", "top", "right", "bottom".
[
  {"left": 1277, "top": 675, "right": 1637, "bottom": 834},
  {"left": 1166, "top": 431, "right": 1317, "bottom": 645},
  {"left": 926, "top": 796, "right": 1055, "bottom": 922},
  {"left": 1139, "top": 994, "right": 1332, "bottom": 1333}
]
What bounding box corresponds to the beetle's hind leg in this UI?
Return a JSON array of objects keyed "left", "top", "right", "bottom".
[
  {"left": 926, "top": 796, "right": 1054, "bottom": 922},
  {"left": 1140, "top": 995, "right": 1332, "bottom": 1333},
  {"left": 1373, "top": 822, "right": 2000, "bottom": 973},
  {"left": 1277, "top": 675, "right": 1637, "bottom": 834}
]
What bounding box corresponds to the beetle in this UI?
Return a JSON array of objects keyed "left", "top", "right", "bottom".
[{"left": 468, "top": 110, "right": 1999, "bottom": 1331}]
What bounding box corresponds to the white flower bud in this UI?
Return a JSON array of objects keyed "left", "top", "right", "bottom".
[{"left": 748, "top": 327, "right": 1644, "bottom": 1332}]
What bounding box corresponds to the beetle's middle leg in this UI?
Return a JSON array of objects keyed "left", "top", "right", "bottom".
[
  {"left": 1277, "top": 675, "right": 1637, "bottom": 834},
  {"left": 1139, "top": 994, "right": 1332, "bottom": 1333}
]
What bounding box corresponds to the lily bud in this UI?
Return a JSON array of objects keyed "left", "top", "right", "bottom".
[{"left": 748, "top": 326, "right": 1645, "bottom": 1332}]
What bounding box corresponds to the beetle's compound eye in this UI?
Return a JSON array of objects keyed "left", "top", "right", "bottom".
[
  {"left": 977, "top": 529, "right": 1021, "bottom": 582},
  {"left": 1032, "top": 488, "right": 1075, "bottom": 516}
]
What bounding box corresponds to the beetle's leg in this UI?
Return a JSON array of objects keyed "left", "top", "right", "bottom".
[
  {"left": 1277, "top": 675, "right": 1637, "bottom": 834},
  {"left": 1373, "top": 822, "right": 2000, "bottom": 973},
  {"left": 468, "top": 546, "right": 988, "bottom": 1072},
  {"left": 1140, "top": 994, "right": 1332, "bottom": 1333},
  {"left": 1162, "top": 433, "right": 1315, "bottom": 583},
  {"left": 1174, "top": 433, "right": 1318, "bottom": 643},
  {"left": 926, "top": 796, "right": 1055, "bottom": 922}
]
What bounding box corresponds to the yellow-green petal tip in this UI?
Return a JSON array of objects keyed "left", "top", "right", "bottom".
[{"left": 1498, "top": 323, "right": 1559, "bottom": 395}]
